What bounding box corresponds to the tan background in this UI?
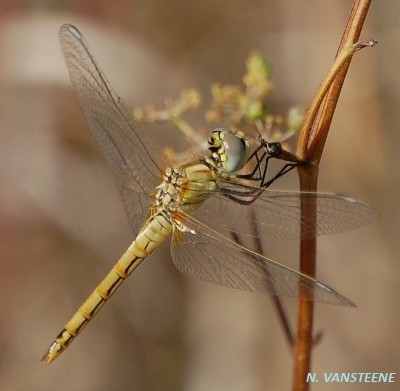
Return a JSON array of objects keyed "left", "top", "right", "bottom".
[{"left": 0, "top": 1, "right": 397, "bottom": 390}]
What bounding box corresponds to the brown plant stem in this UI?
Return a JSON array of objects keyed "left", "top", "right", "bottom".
[{"left": 292, "top": 1, "right": 372, "bottom": 390}]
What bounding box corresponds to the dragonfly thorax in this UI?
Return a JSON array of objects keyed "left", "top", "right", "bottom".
[{"left": 155, "top": 161, "right": 218, "bottom": 217}]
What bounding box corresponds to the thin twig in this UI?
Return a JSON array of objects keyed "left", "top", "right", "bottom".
[
  {"left": 231, "top": 229, "right": 295, "bottom": 348},
  {"left": 248, "top": 207, "right": 295, "bottom": 348}
]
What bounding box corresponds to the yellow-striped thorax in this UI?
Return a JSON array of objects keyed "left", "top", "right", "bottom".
[{"left": 154, "top": 129, "right": 249, "bottom": 218}]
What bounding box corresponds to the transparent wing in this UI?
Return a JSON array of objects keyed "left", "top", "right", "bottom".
[
  {"left": 189, "top": 182, "right": 377, "bottom": 240},
  {"left": 171, "top": 211, "right": 354, "bottom": 306},
  {"left": 59, "top": 24, "right": 162, "bottom": 234}
]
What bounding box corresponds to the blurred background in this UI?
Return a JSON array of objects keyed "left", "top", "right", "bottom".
[{"left": 0, "top": 1, "right": 398, "bottom": 390}]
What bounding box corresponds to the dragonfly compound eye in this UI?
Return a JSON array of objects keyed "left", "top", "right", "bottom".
[
  {"left": 223, "top": 131, "right": 248, "bottom": 172},
  {"left": 208, "top": 129, "right": 248, "bottom": 172}
]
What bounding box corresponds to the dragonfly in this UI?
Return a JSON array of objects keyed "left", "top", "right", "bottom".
[{"left": 42, "top": 24, "right": 376, "bottom": 364}]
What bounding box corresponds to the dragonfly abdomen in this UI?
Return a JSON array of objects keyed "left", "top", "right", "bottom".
[{"left": 42, "top": 212, "right": 172, "bottom": 364}]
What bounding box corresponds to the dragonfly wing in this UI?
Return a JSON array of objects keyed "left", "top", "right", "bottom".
[
  {"left": 171, "top": 211, "right": 355, "bottom": 306},
  {"left": 59, "top": 24, "right": 161, "bottom": 234},
  {"left": 190, "top": 184, "right": 377, "bottom": 240}
]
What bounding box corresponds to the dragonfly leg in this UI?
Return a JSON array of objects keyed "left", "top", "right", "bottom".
[{"left": 259, "top": 162, "right": 299, "bottom": 188}]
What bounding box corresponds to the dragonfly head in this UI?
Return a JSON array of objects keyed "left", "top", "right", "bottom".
[{"left": 208, "top": 129, "right": 249, "bottom": 173}]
